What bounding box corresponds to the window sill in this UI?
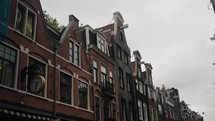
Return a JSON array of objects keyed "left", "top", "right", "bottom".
[
  {"left": 57, "top": 101, "right": 93, "bottom": 113},
  {"left": 14, "top": 29, "right": 35, "bottom": 42}
]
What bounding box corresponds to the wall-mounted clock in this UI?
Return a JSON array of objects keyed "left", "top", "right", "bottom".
[{"left": 29, "top": 75, "right": 45, "bottom": 93}]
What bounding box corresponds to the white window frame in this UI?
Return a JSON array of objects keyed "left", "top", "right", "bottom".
[
  {"left": 139, "top": 82, "right": 143, "bottom": 94},
  {"left": 93, "top": 60, "right": 98, "bottom": 83},
  {"left": 138, "top": 100, "right": 143, "bottom": 120},
  {"left": 143, "top": 103, "right": 148, "bottom": 121},
  {"left": 101, "top": 65, "right": 106, "bottom": 85},
  {"left": 69, "top": 39, "right": 80, "bottom": 66},
  {"left": 14, "top": 1, "right": 37, "bottom": 41},
  {"left": 97, "top": 35, "right": 106, "bottom": 53},
  {"left": 59, "top": 71, "right": 73, "bottom": 105},
  {"left": 27, "top": 56, "right": 48, "bottom": 98},
  {"left": 78, "top": 79, "right": 89, "bottom": 110},
  {"left": 0, "top": 43, "right": 19, "bottom": 89}
]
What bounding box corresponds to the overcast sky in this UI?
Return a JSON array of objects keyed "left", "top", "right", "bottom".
[{"left": 41, "top": 0, "right": 215, "bottom": 120}]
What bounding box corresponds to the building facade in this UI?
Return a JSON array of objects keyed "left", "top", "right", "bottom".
[
  {"left": 78, "top": 24, "right": 118, "bottom": 121},
  {"left": 0, "top": 0, "right": 94, "bottom": 121},
  {"left": 131, "top": 50, "right": 149, "bottom": 121}
]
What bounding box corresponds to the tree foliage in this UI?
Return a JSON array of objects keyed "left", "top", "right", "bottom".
[{"left": 43, "top": 10, "right": 64, "bottom": 32}]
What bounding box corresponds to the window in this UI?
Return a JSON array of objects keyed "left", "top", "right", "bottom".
[
  {"left": 69, "top": 41, "right": 80, "bottom": 66},
  {"left": 143, "top": 84, "right": 146, "bottom": 95},
  {"left": 122, "top": 99, "right": 127, "bottom": 121},
  {"left": 101, "top": 66, "right": 106, "bottom": 86},
  {"left": 118, "top": 67, "right": 124, "bottom": 88},
  {"left": 117, "top": 45, "right": 121, "bottom": 59},
  {"left": 27, "top": 57, "right": 46, "bottom": 96},
  {"left": 139, "top": 82, "right": 143, "bottom": 94},
  {"left": 0, "top": 44, "right": 17, "bottom": 88},
  {"left": 60, "top": 72, "right": 72, "bottom": 104},
  {"left": 109, "top": 70, "right": 113, "bottom": 84},
  {"left": 78, "top": 80, "right": 88, "bottom": 109},
  {"left": 135, "top": 79, "right": 139, "bottom": 91},
  {"left": 95, "top": 97, "right": 100, "bottom": 121},
  {"left": 129, "top": 103, "right": 134, "bottom": 121},
  {"left": 138, "top": 100, "right": 143, "bottom": 120},
  {"left": 104, "top": 101, "right": 110, "bottom": 121},
  {"left": 97, "top": 36, "right": 105, "bottom": 52},
  {"left": 111, "top": 103, "right": 116, "bottom": 119},
  {"left": 15, "top": 2, "right": 36, "bottom": 40},
  {"left": 120, "top": 32, "right": 124, "bottom": 41},
  {"left": 93, "top": 61, "right": 98, "bottom": 83},
  {"left": 124, "top": 52, "right": 129, "bottom": 64},
  {"left": 126, "top": 73, "right": 130, "bottom": 92},
  {"left": 143, "top": 103, "right": 148, "bottom": 121},
  {"left": 138, "top": 68, "right": 141, "bottom": 78}
]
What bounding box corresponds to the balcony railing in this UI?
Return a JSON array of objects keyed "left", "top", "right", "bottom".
[{"left": 101, "top": 81, "right": 114, "bottom": 98}]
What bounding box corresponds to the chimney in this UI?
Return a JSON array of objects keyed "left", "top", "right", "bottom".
[{"left": 69, "top": 14, "right": 79, "bottom": 26}]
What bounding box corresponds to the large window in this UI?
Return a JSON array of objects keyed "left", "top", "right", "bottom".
[
  {"left": 27, "top": 57, "right": 46, "bottom": 96},
  {"left": 93, "top": 61, "right": 98, "bottom": 83},
  {"left": 104, "top": 101, "right": 110, "bottom": 121},
  {"left": 101, "top": 66, "right": 106, "bottom": 86},
  {"left": 139, "top": 82, "right": 143, "bottom": 94},
  {"left": 126, "top": 73, "right": 130, "bottom": 92},
  {"left": 124, "top": 52, "right": 129, "bottom": 64},
  {"left": 78, "top": 80, "right": 88, "bottom": 109},
  {"left": 117, "top": 45, "right": 122, "bottom": 59},
  {"left": 138, "top": 100, "right": 143, "bottom": 120},
  {"left": 143, "top": 103, "right": 148, "bottom": 121},
  {"left": 95, "top": 97, "right": 100, "bottom": 121},
  {"left": 97, "top": 36, "right": 105, "bottom": 52},
  {"left": 109, "top": 70, "right": 113, "bottom": 84},
  {"left": 122, "top": 99, "right": 127, "bottom": 121},
  {"left": 0, "top": 44, "right": 17, "bottom": 88},
  {"left": 111, "top": 103, "right": 116, "bottom": 119},
  {"left": 118, "top": 67, "right": 124, "bottom": 88},
  {"left": 60, "top": 72, "right": 72, "bottom": 104},
  {"left": 15, "top": 2, "right": 36, "bottom": 40},
  {"left": 69, "top": 41, "right": 80, "bottom": 66},
  {"left": 129, "top": 103, "right": 134, "bottom": 121}
]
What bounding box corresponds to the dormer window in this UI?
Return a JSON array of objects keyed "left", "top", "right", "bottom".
[{"left": 97, "top": 35, "right": 105, "bottom": 53}]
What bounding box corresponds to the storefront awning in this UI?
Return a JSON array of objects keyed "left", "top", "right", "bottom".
[{"left": 0, "top": 108, "right": 53, "bottom": 121}]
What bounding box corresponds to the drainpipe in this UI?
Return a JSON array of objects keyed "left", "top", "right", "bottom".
[{"left": 53, "top": 45, "right": 58, "bottom": 119}]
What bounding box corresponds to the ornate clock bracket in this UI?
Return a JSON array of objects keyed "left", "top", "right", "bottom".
[{"left": 21, "top": 63, "right": 41, "bottom": 81}]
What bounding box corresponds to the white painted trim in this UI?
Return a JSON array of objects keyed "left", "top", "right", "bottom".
[
  {"left": 59, "top": 70, "right": 74, "bottom": 105},
  {"left": 14, "top": 1, "right": 37, "bottom": 42},
  {"left": 27, "top": 55, "right": 48, "bottom": 98}
]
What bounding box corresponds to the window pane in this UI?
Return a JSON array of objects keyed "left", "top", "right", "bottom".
[
  {"left": 26, "top": 12, "right": 35, "bottom": 39},
  {"left": 74, "top": 44, "right": 79, "bottom": 66},
  {"left": 0, "top": 45, "right": 17, "bottom": 88},
  {"left": 0, "top": 60, "right": 15, "bottom": 87},
  {"left": 93, "top": 61, "right": 98, "bottom": 83},
  {"left": 60, "top": 72, "right": 72, "bottom": 104},
  {"left": 109, "top": 71, "right": 113, "bottom": 83},
  {"left": 78, "top": 81, "right": 88, "bottom": 109},
  {"left": 15, "top": 4, "right": 26, "bottom": 33}
]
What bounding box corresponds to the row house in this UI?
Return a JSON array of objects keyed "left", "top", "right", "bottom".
[
  {"left": 180, "top": 101, "right": 203, "bottom": 121},
  {"left": 161, "top": 87, "right": 182, "bottom": 121},
  {"left": 131, "top": 50, "right": 148, "bottom": 121},
  {"left": 156, "top": 87, "right": 165, "bottom": 121},
  {"left": 99, "top": 12, "right": 134, "bottom": 121},
  {"left": 0, "top": 0, "right": 94, "bottom": 121},
  {"left": 77, "top": 24, "right": 118, "bottom": 121},
  {"left": 144, "top": 63, "right": 158, "bottom": 121}
]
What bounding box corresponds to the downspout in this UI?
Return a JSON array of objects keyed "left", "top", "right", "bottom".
[{"left": 53, "top": 45, "right": 58, "bottom": 119}]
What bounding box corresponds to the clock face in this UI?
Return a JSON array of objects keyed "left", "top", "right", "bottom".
[{"left": 29, "top": 75, "right": 45, "bottom": 93}]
